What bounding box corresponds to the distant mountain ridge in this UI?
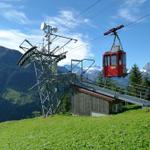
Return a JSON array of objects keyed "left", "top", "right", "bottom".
[
  {"left": 0, "top": 46, "right": 38, "bottom": 122},
  {"left": 0, "top": 46, "right": 36, "bottom": 93}
]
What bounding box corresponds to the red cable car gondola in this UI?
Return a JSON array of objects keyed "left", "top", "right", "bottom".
[{"left": 103, "top": 25, "right": 127, "bottom": 77}]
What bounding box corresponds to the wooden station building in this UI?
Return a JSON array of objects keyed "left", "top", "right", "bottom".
[{"left": 71, "top": 85, "right": 122, "bottom": 116}]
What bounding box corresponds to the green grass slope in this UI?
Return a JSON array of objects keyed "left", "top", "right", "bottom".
[{"left": 0, "top": 109, "right": 150, "bottom": 150}]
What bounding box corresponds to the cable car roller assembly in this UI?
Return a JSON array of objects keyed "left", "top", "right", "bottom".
[{"left": 104, "top": 24, "right": 124, "bottom": 50}]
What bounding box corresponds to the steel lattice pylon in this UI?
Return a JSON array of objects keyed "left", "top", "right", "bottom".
[{"left": 18, "top": 23, "right": 77, "bottom": 117}]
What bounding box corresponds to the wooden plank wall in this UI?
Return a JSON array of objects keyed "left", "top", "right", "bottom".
[{"left": 71, "top": 92, "right": 110, "bottom": 115}]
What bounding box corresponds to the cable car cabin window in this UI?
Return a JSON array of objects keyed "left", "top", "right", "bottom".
[
  {"left": 119, "top": 54, "right": 122, "bottom": 65},
  {"left": 104, "top": 56, "right": 107, "bottom": 66},
  {"left": 123, "top": 53, "right": 126, "bottom": 65},
  {"left": 111, "top": 55, "right": 117, "bottom": 66},
  {"left": 107, "top": 56, "right": 110, "bottom": 66},
  {"left": 104, "top": 56, "right": 110, "bottom": 66}
]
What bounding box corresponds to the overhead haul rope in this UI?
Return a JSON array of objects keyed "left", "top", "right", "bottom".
[
  {"left": 125, "top": 12, "right": 150, "bottom": 27},
  {"left": 77, "top": 0, "right": 102, "bottom": 17}
]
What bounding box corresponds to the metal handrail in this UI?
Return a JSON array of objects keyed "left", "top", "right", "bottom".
[{"left": 79, "top": 77, "right": 150, "bottom": 100}]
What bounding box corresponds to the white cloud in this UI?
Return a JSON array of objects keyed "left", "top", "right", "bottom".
[
  {"left": 3, "top": 10, "right": 29, "bottom": 24},
  {"left": 45, "top": 10, "right": 77, "bottom": 32},
  {"left": 45, "top": 10, "right": 90, "bottom": 33},
  {"left": 117, "top": 0, "right": 148, "bottom": 22},
  {"left": 118, "top": 8, "right": 136, "bottom": 22},
  {"left": 125, "top": 0, "right": 147, "bottom": 6},
  {"left": 0, "top": 2, "right": 29, "bottom": 24},
  {"left": 58, "top": 34, "right": 91, "bottom": 66},
  {"left": 0, "top": 29, "right": 41, "bottom": 53}
]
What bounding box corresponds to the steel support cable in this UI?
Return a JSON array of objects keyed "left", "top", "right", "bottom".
[
  {"left": 75, "top": 0, "right": 108, "bottom": 32},
  {"left": 67, "top": 35, "right": 103, "bottom": 54},
  {"left": 77, "top": 0, "right": 102, "bottom": 17},
  {"left": 76, "top": 0, "right": 122, "bottom": 32},
  {"left": 85, "top": 0, "right": 121, "bottom": 31},
  {"left": 124, "top": 12, "right": 150, "bottom": 27}
]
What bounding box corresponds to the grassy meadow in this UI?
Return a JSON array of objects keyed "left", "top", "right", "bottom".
[{"left": 0, "top": 109, "right": 150, "bottom": 150}]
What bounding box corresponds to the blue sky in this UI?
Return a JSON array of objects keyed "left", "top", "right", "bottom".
[{"left": 0, "top": 0, "right": 150, "bottom": 69}]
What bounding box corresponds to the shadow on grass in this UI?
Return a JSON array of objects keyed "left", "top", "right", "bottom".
[{"left": 122, "top": 104, "right": 142, "bottom": 112}]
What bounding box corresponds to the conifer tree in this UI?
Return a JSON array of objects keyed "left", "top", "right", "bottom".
[
  {"left": 129, "top": 64, "right": 142, "bottom": 97},
  {"left": 129, "top": 64, "right": 142, "bottom": 85},
  {"left": 142, "top": 74, "right": 150, "bottom": 87},
  {"left": 142, "top": 74, "right": 150, "bottom": 100}
]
